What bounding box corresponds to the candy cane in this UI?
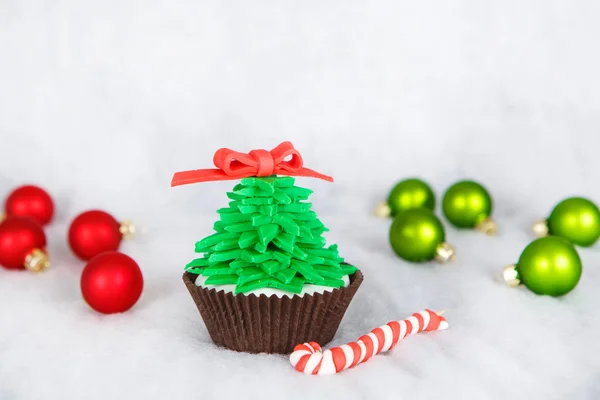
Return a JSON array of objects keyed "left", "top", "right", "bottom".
[{"left": 289, "top": 309, "right": 448, "bottom": 375}]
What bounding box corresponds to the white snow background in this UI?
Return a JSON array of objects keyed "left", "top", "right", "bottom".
[{"left": 1, "top": 1, "right": 600, "bottom": 399}]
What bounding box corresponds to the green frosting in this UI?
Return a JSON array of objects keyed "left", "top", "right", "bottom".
[{"left": 186, "top": 176, "right": 358, "bottom": 294}]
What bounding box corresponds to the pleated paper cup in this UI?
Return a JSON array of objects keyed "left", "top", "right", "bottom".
[{"left": 183, "top": 270, "right": 363, "bottom": 354}]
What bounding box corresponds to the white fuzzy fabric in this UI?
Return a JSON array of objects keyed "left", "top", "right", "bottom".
[{"left": 1, "top": 1, "right": 600, "bottom": 399}]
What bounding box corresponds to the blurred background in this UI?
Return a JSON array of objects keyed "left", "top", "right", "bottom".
[
  {"left": 2, "top": 1, "right": 599, "bottom": 219},
  {"left": 2, "top": 1, "right": 600, "bottom": 399}
]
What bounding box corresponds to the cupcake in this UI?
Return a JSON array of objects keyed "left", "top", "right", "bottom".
[{"left": 173, "top": 142, "right": 363, "bottom": 354}]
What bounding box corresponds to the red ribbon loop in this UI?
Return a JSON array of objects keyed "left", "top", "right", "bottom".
[
  {"left": 249, "top": 149, "right": 274, "bottom": 176},
  {"left": 171, "top": 141, "right": 333, "bottom": 187}
]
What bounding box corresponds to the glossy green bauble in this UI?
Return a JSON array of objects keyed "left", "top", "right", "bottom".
[
  {"left": 442, "top": 180, "right": 492, "bottom": 228},
  {"left": 517, "top": 236, "right": 582, "bottom": 297},
  {"left": 389, "top": 208, "right": 445, "bottom": 262},
  {"left": 387, "top": 178, "right": 435, "bottom": 217},
  {"left": 547, "top": 197, "right": 600, "bottom": 247}
]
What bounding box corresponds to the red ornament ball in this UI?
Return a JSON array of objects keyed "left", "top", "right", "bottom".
[
  {"left": 68, "top": 210, "right": 129, "bottom": 261},
  {"left": 4, "top": 185, "right": 55, "bottom": 226},
  {"left": 81, "top": 251, "right": 143, "bottom": 314},
  {"left": 0, "top": 216, "right": 50, "bottom": 271}
]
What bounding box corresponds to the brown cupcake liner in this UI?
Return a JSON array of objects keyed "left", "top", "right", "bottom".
[{"left": 183, "top": 269, "right": 363, "bottom": 354}]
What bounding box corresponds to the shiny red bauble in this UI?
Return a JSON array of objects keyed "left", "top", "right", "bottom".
[
  {"left": 68, "top": 210, "right": 132, "bottom": 261},
  {"left": 81, "top": 251, "right": 143, "bottom": 314},
  {"left": 0, "top": 216, "right": 50, "bottom": 272},
  {"left": 4, "top": 185, "right": 55, "bottom": 226}
]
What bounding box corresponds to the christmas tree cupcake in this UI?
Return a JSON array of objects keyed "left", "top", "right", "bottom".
[{"left": 172, "top": 142, "right": 363, "bottom": 354}]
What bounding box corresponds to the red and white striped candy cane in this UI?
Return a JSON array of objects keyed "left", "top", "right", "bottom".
[{"left": 290, "top": 309, "right": 448, "bottom": 375}]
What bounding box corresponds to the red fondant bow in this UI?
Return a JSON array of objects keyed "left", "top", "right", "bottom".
[{"left": 171, "top": 141, "right": 333, "bottom": 187}]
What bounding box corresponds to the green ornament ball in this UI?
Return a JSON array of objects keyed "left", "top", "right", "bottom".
[
  {"left": 387, "top": 178, "right": 435, "bottom": 217},
  {"left": 507, "top": 237, "right": 582, "bottom": 297},
  {"left": 442, "top": 180, "right": 494, "bottom": 231},
  {"left": 389, "top": 208, "right": 454, "bottom": 263},
  {"left": 546, "top": 197, "right": 600, "bottom": 247}
]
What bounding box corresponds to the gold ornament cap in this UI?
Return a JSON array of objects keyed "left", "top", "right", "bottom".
[
  {"left": 435, "top": 242, "right": 456, "bottom": 263},
  {"left": 503, "top": 264, "right": 521, "bottom": 287},
  {"left": 475, "top": 217, "right": 498, "bottom": 236},
  {"left": 533, "top": 219, "right": 549, "bottom": 237},
  {"left": 374, "top": 201, "right": 391, "bottom": 219},
  {"left": 0, "top": 212, "right": 5, "bottom": 223},
  {"left": 119, "top": 220, "right": 136, "bottom": 240},
  {"left": 25, "top": 249, "right": 51, "bottom": 273}
]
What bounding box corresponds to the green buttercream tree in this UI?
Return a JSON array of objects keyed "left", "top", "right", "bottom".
[{"left": 185, "top": 176, "right": 357, "bottom": 294}]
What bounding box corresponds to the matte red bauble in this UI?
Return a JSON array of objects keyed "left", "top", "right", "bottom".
[
  {"left": 68, "top": 210, "right": 134, "bottom": 261},
  {"left": 81, "top": 251, "right": 144, "bottom": 314},
  {"left": 0, "top": 216, "right": 50, "bottom": 272},
  {"left": 4, "top": 185, "right": 54, "bottom": 226}
]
